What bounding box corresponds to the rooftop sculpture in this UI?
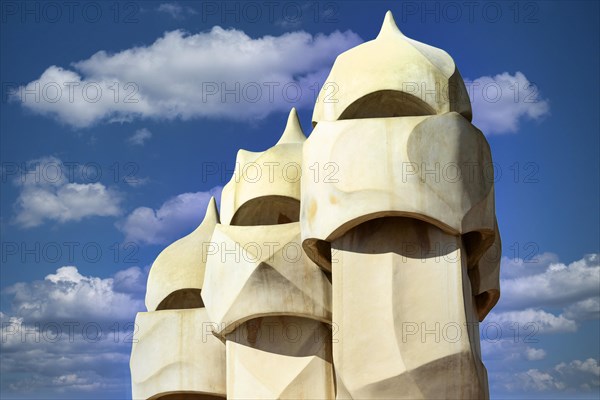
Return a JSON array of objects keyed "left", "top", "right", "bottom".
[{"left": 130, "top": 11, "right": 501, "bottom": 400}]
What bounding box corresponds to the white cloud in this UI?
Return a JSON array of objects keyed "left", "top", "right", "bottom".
[
  {"left": 4, "top": 266, "right": 144, "bottom": 322},
  {"left": 500, "top": 252, "right": 559, "bottom": 280},
  {"left": 563, "top": 297, "right": 600, "bottom": 321},
  {"left": 15, "top": 182, "right": 122, "bottom": 228},
  {"left": 112, "top": 265, "right": 149, "bottom": 294},
  {"left": 556, "top": 359, "right": 600, "bottom": 377},
  {"left": 1, "top": 266, "right": 144, "bottom": 397},
  {"left": 156, "top": 2, "right": 197, "bottom": 19},
  {"left": 12, "top": 27, "right": 361, "bottom": 128},
  {"left": 517, "top": 369, "right": 566, "bottom": 391},
  {"left": 525, "top": 347, "right": 547, "bottom": 361},
  {"left": 486, "top": 308, "right": 577, "bottom": 334},
  {"left": 500, "top": 254, "right": 599, "bottom": 311},
  {"left": 12, "top": 157, "right": 123, "bottom": 228},
  {"left": 508, "top": 359, "right": 600, "bottom": 394},
  {"left": 128, "top": 127, "right": 152, "bottom": 145},
  {"left": 481, "top": 339, "right": 532, "bottom": 364},
  {"left": 481, "top": 252, "right": 599, "bottom": 398},
  {"left": 117, "top": 186, "right": 221, "bottom": 245},
  {"left": 468, "top": 71, "right": 550, "bottom": 135}
]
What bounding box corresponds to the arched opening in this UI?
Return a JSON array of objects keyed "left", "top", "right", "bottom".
[
  {"left": 339, "top": 90, "right": 436, "bottom": 120},
  {"left": 156, "top": 289, "right": 204, "bottom": 311},
  {"left": 230, "top": 196, "right": 300, "bottom": 226}
]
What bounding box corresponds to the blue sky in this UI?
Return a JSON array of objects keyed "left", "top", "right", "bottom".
[{"left": 0, "top": 1, "right": 598, "bottom": 398}]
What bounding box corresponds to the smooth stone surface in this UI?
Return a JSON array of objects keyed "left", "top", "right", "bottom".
[
  {"left": 130, "top": 308, "right": 226, "bottom": 400},
  {"left": 312, "top": 11, "right": 471, "bottom": 125},
  {"left": 468, "top": 219, "right": 502, "bottom": 321},
  {"left": 220, "top": 108, "right": 305, "bottom": 226},
  {"left": 331, "top": 217, "right": 488, "bottom": 399},
  {"left": 145, "top": 197, "right": 219, "bottom": 312},
  {"left": 301, "top": 113, "right": 496, "bottom": 272},
  {"left": 225, "top": 317, "right": 334, "bottom": 399},
  {"left": 202, "top": 222, "right": 332, "bottom": 337}
]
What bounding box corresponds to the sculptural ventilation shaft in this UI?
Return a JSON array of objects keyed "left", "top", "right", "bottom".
[{"left": 130, "top": 11, "right": 501, "bottom": 400}]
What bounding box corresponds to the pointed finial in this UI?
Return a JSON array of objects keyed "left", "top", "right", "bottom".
[
  {"left": 202, "top": 196, "right": 220, "bottom": 225},
  {"left": 276, "top": 108, "right": 306, "bottom": 145},
  {"left": 377, "top": 10, "right": 403, "bottom": 39}
]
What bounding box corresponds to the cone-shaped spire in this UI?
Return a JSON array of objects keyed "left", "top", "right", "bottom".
[
  {"left": 200, "top": 196, "right": 219, "bottom": 226},
  {"left": 145, "top": 197, "right": 220, "bottom": 311},
  {"left": 276, "top": 108, "right": 306, "bottom": 145},
  {"left": 377, "top": 10, "right": 403, "bottom": 39}
]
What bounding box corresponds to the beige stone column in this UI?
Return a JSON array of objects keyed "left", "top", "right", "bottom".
[
  {"left": 301, "top": 11, "right": 501, "bottom": 399},
  {"left": 130, "top": 308, "right": 227, "bottom": 400},
  {"left": 203, "top": 109, "right": 334, "bottom": 399},
  {"left": 331, "top": 217, "right": 487, "bottom": 399},
  {"left": 130, "top": 198, "right": 226, "bottom": 399}
]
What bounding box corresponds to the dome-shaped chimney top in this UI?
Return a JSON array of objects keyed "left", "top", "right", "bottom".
[{"left": 312, "top": 11, "right": 472, "bottom": 125}]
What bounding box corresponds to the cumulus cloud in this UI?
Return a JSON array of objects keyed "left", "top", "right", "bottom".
[
  {"left": 512, "top": 359, "right": 600, "bottom": 393},
  {"left": 556, "top": 359, "right": 600, "bottom": 377},
  {"left": 1, "top": 330, "right": 128, "bottom": 396},
  {"left": 13, "top": 29, "right": 550, "bottom": 137},
  {"left": 468, "top": 71, "right": 550, "bottom": 135},
  {"left": 517, "top": 369, "right": 566, "bottom": 391},
  {"left": 112, "top": 265, "right": 149, "bottom": 294},
  {"left": 12, "top": 157, "right": 123, "bottom": 228},
  {"left": 118, "top": 186, "right": 222, "bottom": 245},
  {"left": 128, "top": 127, "right": 152, "bottom": 145},
  {"left": 500, "top": 252, "right": 560, "bottom": 280},
  {"left": 563, "top": 297, "right": 600, "bottom": 321},
  {"left": 525, "top": 347, "right": 547, "bottom": 361},
  {"left": 1, "top": 266, "right": 145, "bottom": 397},
  {"left": 15, "top": 182, "right": 122, "bottom": 228},
  {"left": 483, "top": 253, "right": 599, "bottom": 397},
  {"left": 12, "top": 27, "right": 361, "bottom": 128},
  {"left": 481, "top": 339, "right": 548, "bottom": 365},
  {"left": 156, "top": 2, "right": 197, "bottom": 19},
  {"left": 4, "top": 266, "right": 144, "bottom": 322},
  {"left": 485, "top": 308, "right": 577, "bottom": 334},
  {"left": 500, "top": 254, "right": 599, "bottom": 311},
  {"left": 485, "top": 254, "right": 600, "bottom": 338}
]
